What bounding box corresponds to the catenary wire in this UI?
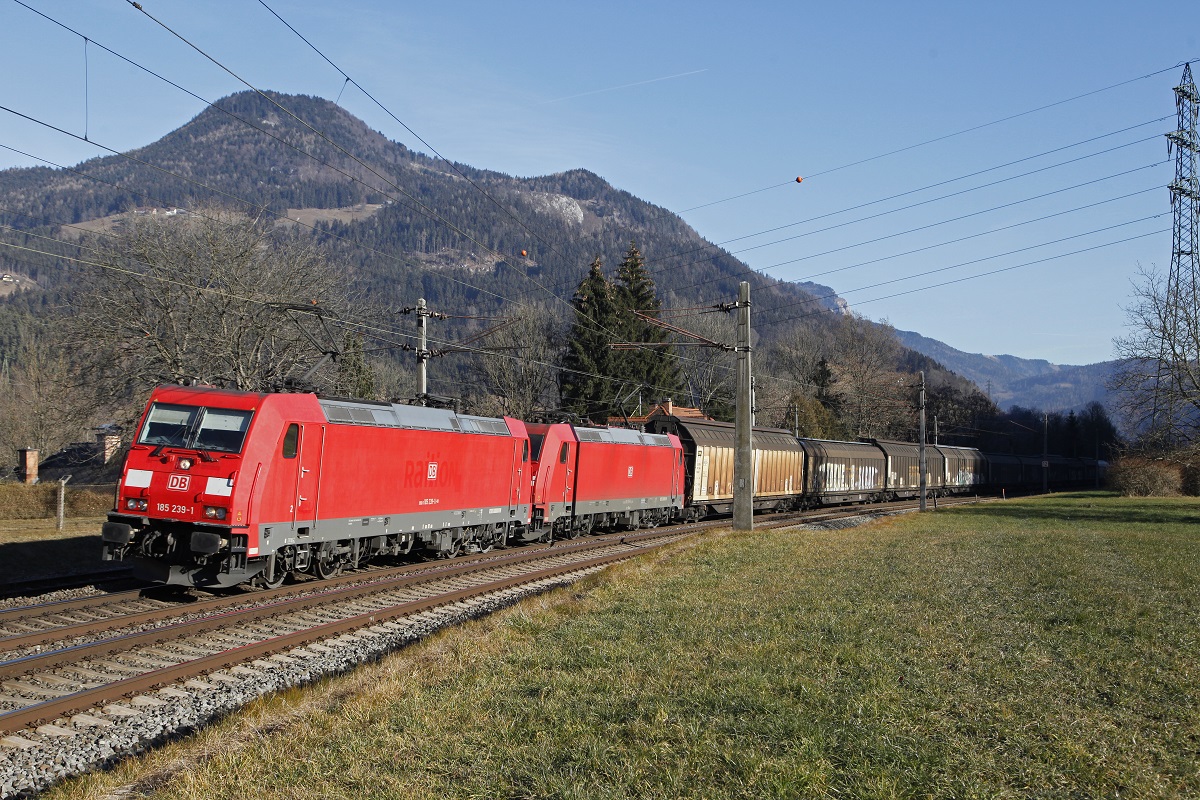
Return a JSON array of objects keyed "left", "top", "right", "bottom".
[
  {"left": 676, "top": 163, "right": 1167, "bottom": 294},
  {"left": 254, "top": 0, "right": 579, "bottom": 276},
  {"left": 640, "top": 139, "right": 1171, "bottom": 295},
  {"left": 527, "top": 118, "right": 1172, "bottom": 298},
  {"left": 655, "top": 58, "right": 1197, "bottom": 218},
  {"left": 756, "top": 225, "right": 1169, "bottom": 330},
  {"left": 117, "top": 0, "right": 702, "bottom": 380},
  {"left": 2, "top": 3, "right": 1180, "bottom": 407}
]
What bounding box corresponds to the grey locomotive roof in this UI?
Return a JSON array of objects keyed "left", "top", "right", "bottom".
[
  {"left": 574, "top": 426, "right": 673, "bottom": 447},
  {"left": 319, "top": 398, "right": 511, "bottom": 436}
]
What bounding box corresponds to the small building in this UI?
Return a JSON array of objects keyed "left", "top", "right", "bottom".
[
  {"left": 608, "top": 399, "right": 713, "bottom": 430},
  {"left": 30, "top": 432, "right": 124, "bottom": 485}
]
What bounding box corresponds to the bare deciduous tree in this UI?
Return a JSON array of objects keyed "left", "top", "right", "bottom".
[
  {"left": 472, "top": 304, "right": 562, "bottom": 419},
  {"left": 0, "top": 335, "right": 101, "bottom": 472},
  {"left": 67, "top": 208, "right": 351, "bottom": 405},
  {"left": 674, "top": 310, "right": 737, "bottom": 417},
  {"left": 828, "top": 315, "right": 912, "bottom": 439},
  {"left": 1111, "top": 264, "right": 1200, "bottom": 448}
]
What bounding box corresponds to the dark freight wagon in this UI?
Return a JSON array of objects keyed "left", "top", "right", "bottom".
[
  {"left": 936, "top": 444, "right": 987, "bottom": 493},
  {"left": 797, "top": 439, "right": 886, "bottom": 505},
  {"left": 864, "top": 439, "right": 946, "bottom": 499}
]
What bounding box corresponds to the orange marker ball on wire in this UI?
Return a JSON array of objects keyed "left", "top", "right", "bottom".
[
  {"left": 795, "top": 176, "right": 803, "bottom": 184},
  {"left": 521, "top": 249, "right": 528, "bottom": 257}
]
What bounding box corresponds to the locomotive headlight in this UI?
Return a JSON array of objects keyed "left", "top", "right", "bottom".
[
  {"left": 178, "top": 457, "right": 194, "bottom": 470},
  {"left": 125, "top": 498, "right": 148, "bottom": 512},
  {"left": 204, "top": 506, "right": 228, "bottom": 520}
]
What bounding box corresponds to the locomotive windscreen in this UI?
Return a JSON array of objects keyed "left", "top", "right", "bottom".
[{"left": 137, "top": 403, "right": 254, "bottom": 454}]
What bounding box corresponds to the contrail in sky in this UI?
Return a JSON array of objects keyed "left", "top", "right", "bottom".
[{"left": 539, "top": 69, "right": 708, "bottom": 104}]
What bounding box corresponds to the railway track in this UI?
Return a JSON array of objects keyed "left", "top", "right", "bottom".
[
  {"left": 0, "top": 518, "right": 719, "bottom": 656},
  {"left": 0, "top": 568, "right": 135, "bottom": 603},
  {"left": 0, "top": 496, "right": 984, "bottom": 655},
  {"left": 0, "top": 524, "right": 697, "bottom": 736},
  {"left": 0, "top": 497, "right": 992, "bottom": 797}
]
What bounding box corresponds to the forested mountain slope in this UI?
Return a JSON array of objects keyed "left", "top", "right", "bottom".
[
  {"left": 1, "top": 89, "right": 1100, "bottom": 454},
  {"left": 896, "top": 329, "right": 1115, "bottom": 412},
  {"left": 0, "top": 91, "right": 822, "bottom": 326}
]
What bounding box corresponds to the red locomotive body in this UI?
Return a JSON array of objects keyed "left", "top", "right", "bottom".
[
  {"left": 101, "top": 386, "right": 531, "bottom": 587},
  {"left": 525, "top": 423, "right": 684, "bottom": 537}
]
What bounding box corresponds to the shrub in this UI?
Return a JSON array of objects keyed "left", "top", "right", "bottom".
[
  {"left": 0, "top": 482, "right": 114, "bottom": 519},
  {"left": 1106, "top": 457, "right": 1182, "bottom": 497}
]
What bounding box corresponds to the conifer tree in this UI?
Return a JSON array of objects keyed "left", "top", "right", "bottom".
[
  {"left": 613, "top": 241, "right": 681, "bottom": 410},
  {"left": 560, "top": 257, "right": 620, "bottom": 422},
  {"left": 335, "top": 332, "right": 376, "bottom": 399}
]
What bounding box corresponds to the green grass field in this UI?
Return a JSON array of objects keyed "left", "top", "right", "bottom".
[{"left": 50, "top": 493, "right": 1200, "bottom": 799}]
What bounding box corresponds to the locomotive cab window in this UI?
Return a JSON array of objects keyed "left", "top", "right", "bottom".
[
  {"left": 559, "top": 443, "right": 570, "bottom": 464},
  {"left": 522, "top": 440, "right": 529, "bottom": 463},
  {"left": 282, "top": 424, "right": 299, "bottom": 459},
  {"left": 137, "top": 403, "right": 254, "bottom": 454}
]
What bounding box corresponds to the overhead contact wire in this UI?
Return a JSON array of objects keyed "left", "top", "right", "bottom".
[{"left": 122, "top": 0, "right": 690, "bottom": 381}]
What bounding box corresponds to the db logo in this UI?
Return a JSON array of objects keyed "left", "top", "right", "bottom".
[
  {"left": 427, "top": 462, "right": 438, "bottom": 481},
  {"left": 167, "top": 474, "right": 191, "bottom": 492}
]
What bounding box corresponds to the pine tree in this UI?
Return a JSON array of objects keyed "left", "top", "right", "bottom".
[
  {"left": 335, "top": 332, "right": 376, "bottom": 399},
  {"left": 560, "top": 257, "right": 620, "bottom": 422},
  {"left": 613, "top": 241, "right": 680, "bottom": 411}
]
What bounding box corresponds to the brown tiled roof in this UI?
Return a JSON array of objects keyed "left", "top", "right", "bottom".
[{"left": 608, "top": 402, "right": 712, "bottom": 427}]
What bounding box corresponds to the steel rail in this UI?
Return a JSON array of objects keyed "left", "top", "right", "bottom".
[
  {"left": 0, "top": 568, "right": 135, "bottom": 601},
  {"left": 0, "top": 538, "right": 665, "bottom": 733},
  {"left": 0, "top": 525, "right": 693, "bottom": 656}
]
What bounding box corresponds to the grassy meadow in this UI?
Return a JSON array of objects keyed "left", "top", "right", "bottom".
[{"left": 47, "top": 492, "right": 1200, "bottom": 799}]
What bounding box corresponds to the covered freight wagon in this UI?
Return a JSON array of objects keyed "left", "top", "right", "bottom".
[
  {"left": 935, "top": 444, "right": 986, "bottom": 494},
  {"left": 864, "top": 438, "right": 946, "bottom": 499},
  {"left": 797, "top": 439, "right": 886, "bottom": 505},
  {"left": 644, "top": 416, "right": 804, "bottom": 516}
]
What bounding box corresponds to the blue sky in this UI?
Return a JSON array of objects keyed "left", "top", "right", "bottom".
[{"left": 1, "top": 1, "right": 1197, "bottom": 365}]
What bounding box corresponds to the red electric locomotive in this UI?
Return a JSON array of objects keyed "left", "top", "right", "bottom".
[
  {"left": 525, "top": 423, "right": 685, "bottom": 537},
  {"left": 101, "top": 385, "right": 532, "bottom": 588}
]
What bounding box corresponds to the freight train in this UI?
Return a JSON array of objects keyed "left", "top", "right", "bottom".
[{"left": 100, "top": 386, "right": 1102, "bottom": 588}]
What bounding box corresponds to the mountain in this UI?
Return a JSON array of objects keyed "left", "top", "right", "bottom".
[
  {"left": 0, "top": 91, "right": 828, "bottom": 324},
  {"left": 895, "top": 329, "right": 1115, "bottom": 412},
  {"left": 0, "top": 89, "right": 1102, "bottom": 421}
]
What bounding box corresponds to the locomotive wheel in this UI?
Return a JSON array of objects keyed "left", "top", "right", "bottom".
[
  {"left": 475, "top": 528, "right": 495, "bottom": 554},
  {"left": 314, "top": 553, "right": 342, "bottom": 579},
  {"left": 257, "top": 571, "right": 286, "bottom": 590},
  {"left": 440, "top": 536, "right": 462, "bottom": 558},
  {"left": 253, "top": 557, "right": 287, "bottom": 590}
]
